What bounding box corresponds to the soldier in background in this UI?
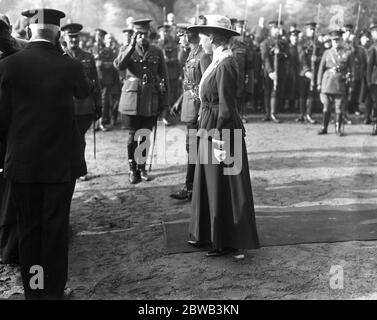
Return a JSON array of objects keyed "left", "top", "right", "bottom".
[
  {"left": 170, "top": 23, "right": 211, "bottom": 201},
  {"left": 61, "top": 23, "right": 102, "bottom": 181},
  {"left": 251, "top": 17, "right": 269, "bottom": 44},
  {"left": 317, "top": 30, "right": 352, "bottom": 136},
  {"left": 113, "top": 19, "right": 169, "bottom": 184},
  {"left": 230, "top": 19, "right": 254, "bottom": 123},
  {"left": 367, "top": 23, "right": 377, "bottom": 135},
  {"left": 285, "top": 29, "right": 300, "bottom": 113},
  {"left": 359, "top": 29, "right": 372, "bottom": 124},
  {"left": 260, "top": 20, "right": 289, "bottom": 123},
  {"left": 342, "top": 24, "right": 363, "bottom": 123},
  {"left": 90, "top": 28, "right": 111, "bottom": 131},
  {"left": 104, "top": 33, "right": 121, "bottom": 126},
  {"left": 296, "top": 22, "right": 322, "bottom": 124},
  {"left": 158, "top": 23, "right": 180, "bottom": 122}
]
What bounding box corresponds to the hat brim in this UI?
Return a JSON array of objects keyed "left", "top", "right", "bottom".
[{"left": 188, "top": 25, "right": 240, "bottom": 37}]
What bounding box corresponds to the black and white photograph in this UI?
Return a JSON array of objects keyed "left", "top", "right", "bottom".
[{"left": 1, "top": 0, "right": 377, "bottom": 305}]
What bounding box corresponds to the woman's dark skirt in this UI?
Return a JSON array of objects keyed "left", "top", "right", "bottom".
[{"left": 189, "top": 136, "right": 260, "bottom": 250}]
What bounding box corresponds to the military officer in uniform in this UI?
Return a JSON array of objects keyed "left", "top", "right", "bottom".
[
  {"left": 90, "top": 28, "right": 113, "bottom": 130},
  {"left": 260, "top": 20, "right": 289, "bottom": 123},
  {"left": 61, "top": 23, "right": 102, "bottom": 181},
  {"left": 113, "top": 19, "right": 169, "bottom": 184},
  {"left": 359, "top": 29, "right": 372, "bottom": 124},
  {"left": 170, "top": 23, "right": 211, "bottom": 200},
  {"left": 230, "top": 19, "right": 254, "bottom": 123},
  {"left": 285, "top": 29, "right": 300, "bottom": 113},
  {"left": 342, "top": 23, "right": 362, "bottom": 123},
  {"left": 367, "top": 23, "right": 377, "bottom": 135},
  {"left": 317, "top": 30, "right": 352, "bottom": 136},
  {"left": 158, "top": 23, "right": 180, "bottom": 114},
  {"left": 296, "top": 22, "right": 323, "bottom": 124},
  {"left": 104, "top": 33, "right": 121, "bottom": 126}
]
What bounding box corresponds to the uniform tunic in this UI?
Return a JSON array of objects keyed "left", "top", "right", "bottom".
[
  {"left": 189, "top": 51, "right": 260, "bottom": 250},
  {"left": 114, "top": 43, "right": 169, "bottom": 118},
  {"left": 260, "top": 37, "right": 289, "bottom": 98},
  {"left": 181, "top": 45, "right": 211, "bottom": 123},
  {"left": 317, "top": 46, "right": 352, "bottom": 95}
]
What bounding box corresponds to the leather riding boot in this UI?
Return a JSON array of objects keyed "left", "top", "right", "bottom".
[
  {"left": 318, "top": 112, "right": 330, "bottom": 135},
  {"left": 138, "top": 164, "right": 150, "bottom": 182},
  {"left": 335, "top": 113, "right": 345, "bottom": 136},
  {"left": 129, "top": 160, "right": 141, "bottom": 184},
  {"left": 305, "top": 98, "right": 317, "bottom": 124}
]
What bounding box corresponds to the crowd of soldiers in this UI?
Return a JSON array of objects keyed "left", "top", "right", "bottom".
[
  {"left": 8, "top": 11, "right": 377, "bottom": 187},
  {"left": 3, "top": 6, "right": 377, "bottom": 299}
]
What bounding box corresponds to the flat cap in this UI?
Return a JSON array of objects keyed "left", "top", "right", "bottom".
[
  {"left": 61, "top": 23, "right": 83, "bottom": 36},
  {"left": 22, "top": 8, "right": 65, "bottom": 26},
  {"left": 94, "top": 28, "right": 107, "bottom": 36},
  {"left": 133, "top": 19, "right": 152, "bottom": 31}
]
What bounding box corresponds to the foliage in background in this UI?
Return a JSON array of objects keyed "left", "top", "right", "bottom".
[{"left": 1, "top": 0, "right": 376, "bottom": 40}]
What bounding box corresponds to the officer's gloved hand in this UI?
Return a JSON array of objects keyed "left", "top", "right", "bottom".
[
  {"left": 268, "top": 72, "right": 277, "bottom": 81},
  {"left": 305, "top": 71, "right": 313, "bottom": 80}
]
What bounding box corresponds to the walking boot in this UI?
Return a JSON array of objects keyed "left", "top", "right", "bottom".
[
  {"left": 335, "top": 113, "right": 345, "bottom": 136},
  {"left": 364, "top": 117, "right": 372, "bottom": 125},
  {"left": 262, "top": 96, "right": 271, "bottom": 121},
  {"left": 296, "top": 98, "right": 305, "bottom": 122},
  {"left": 129, "top": 160, "right": 141, "bottom": 184},
  {"left": 371, "top": 122, "right": 377, "bottom": 136},
  {"left": 306, "top": 114, "right": 317, "bottom": 124},
  {"left": 306, "top": 98, "right": 317, "bottom": 124},
  {"left": 170, "top": 185, "right": 193, "bottom": 201},
  {"left": 138, "top": 164, "right": 151, "bottom": 182},
  {"left": 318, "top": 112, "right": 330, "bottom": 135},
  {"left": 270, "top": 97, "right": 281, "bottom": 123}
]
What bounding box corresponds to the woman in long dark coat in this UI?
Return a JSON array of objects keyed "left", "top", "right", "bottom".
[{"left": 188, "top": 15, "right": 260, "bottom": 257}]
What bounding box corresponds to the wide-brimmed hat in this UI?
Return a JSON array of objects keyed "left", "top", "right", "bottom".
[{"left": 188, "top": 15, "right": 240, "bottom": 37}]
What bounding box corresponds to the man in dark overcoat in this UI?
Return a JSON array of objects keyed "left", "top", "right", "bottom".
[{"left": 0, "top": 8, "right": 90, "bottom": 299}]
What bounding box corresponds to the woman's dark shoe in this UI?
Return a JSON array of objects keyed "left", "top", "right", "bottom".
[
  {"left": 206, "top": 248, "right": 238, "bottom": 257},
  {"left": 170, "top": 186, "right": 192, "bottom": 200}
]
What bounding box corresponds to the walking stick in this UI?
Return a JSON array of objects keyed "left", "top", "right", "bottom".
[{"left": 149, "top": 117, "right": 158, "bottom": 172}]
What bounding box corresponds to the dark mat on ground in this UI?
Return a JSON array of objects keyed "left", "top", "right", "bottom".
[{"left": 163, "top": 208, "right": 377, "bottom": 254}]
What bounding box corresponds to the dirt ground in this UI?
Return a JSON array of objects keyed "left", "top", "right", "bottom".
[{"left": 2, "top": 113, "right": 377, "bottom": 300}]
